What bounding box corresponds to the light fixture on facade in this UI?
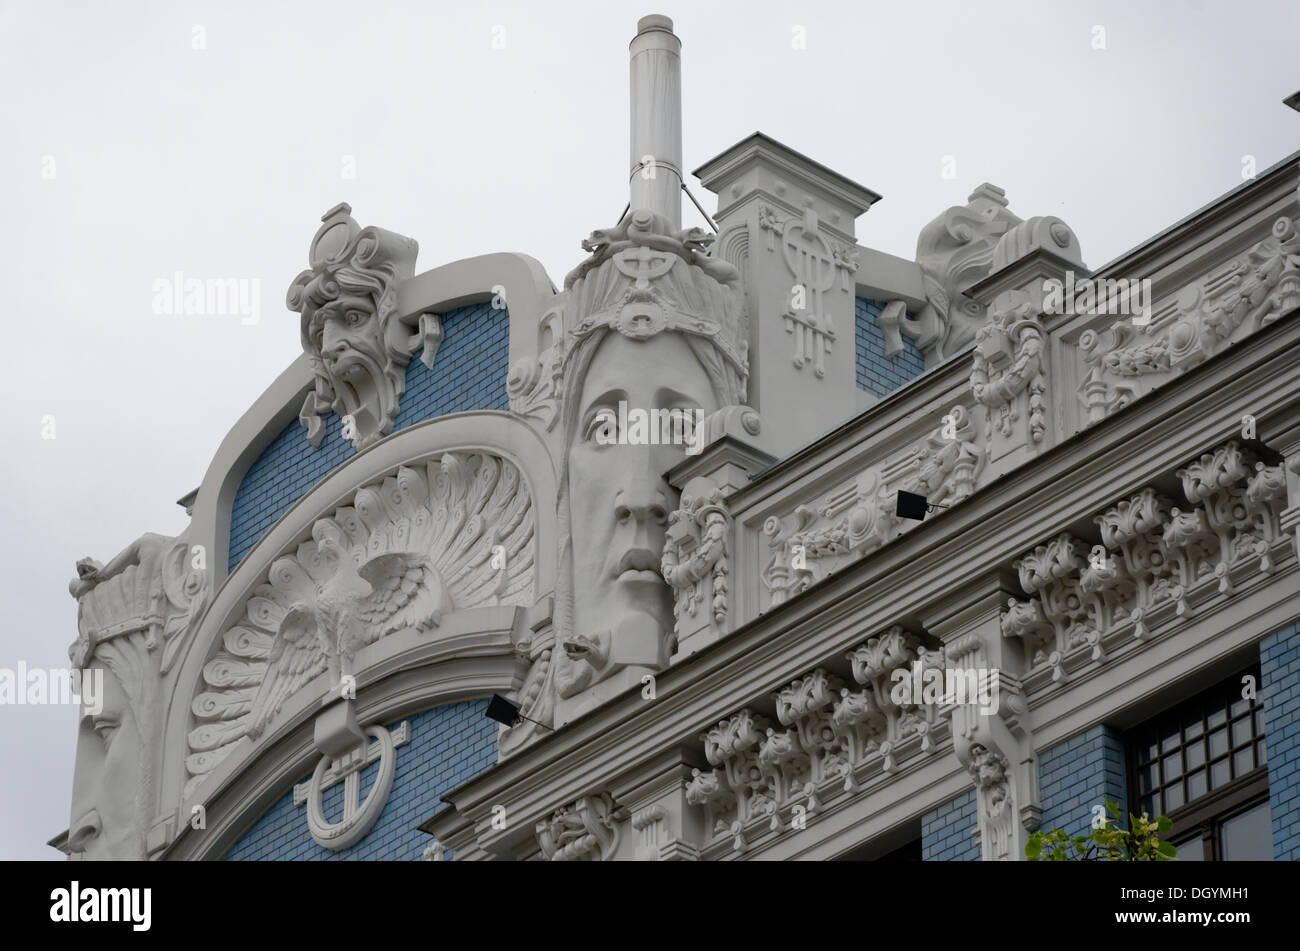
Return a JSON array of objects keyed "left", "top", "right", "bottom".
[
  {"left": 896, "top": 490, "right": 949, "bottom": 521},
  {"left": 485, "top": 693, "right": 554, "bottom": 731}
]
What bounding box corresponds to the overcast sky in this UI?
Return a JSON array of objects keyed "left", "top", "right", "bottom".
[{"left": 2, "top": 0, "right": 1296, "bottom": 860}]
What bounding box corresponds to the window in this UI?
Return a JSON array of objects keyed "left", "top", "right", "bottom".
[{"left": 1126, "top": 666, "right": 1271, "bottom": 861}]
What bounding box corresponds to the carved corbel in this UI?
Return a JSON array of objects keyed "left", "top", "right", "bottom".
[
  {"left": 535, "top": 792, "right": 623, "bottom": 861},
  {"left": 946, "top": 634, "right": 1038, "bottom": 861}
]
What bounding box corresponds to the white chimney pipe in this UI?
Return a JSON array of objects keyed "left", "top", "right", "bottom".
[{"left": 629, "top": 14, "right": 682, "bottom": 228}]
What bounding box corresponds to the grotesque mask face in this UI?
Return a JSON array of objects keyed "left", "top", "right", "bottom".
[
  {"left": 311, "top": 298, "right": 390, "bottom": 436},
  {"left": 68, "top": 666, "right": 148, "bottom": 860},
  {"left": 556, "top": 331, "right": 717, "bottom": 704}
]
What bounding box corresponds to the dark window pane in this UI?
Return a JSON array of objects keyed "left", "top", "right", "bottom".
[
  {"left": 1231, "top": 718, "right": 1253, "bottom": 748},
  {"left": 1163, "top": 753, "right": 1182, "bottom": 780},
  {"left": 1209, "top": 729, "right": 1229, "bottom": 758},
  {"left": 1208, "top": 708, "right": 1227, "bottom": 729},
  {"left": 1165, "top": 785, "right": 1184, "bottom": 811},
  {"left": 1162, "top": 732, "right": 1180, "bottom": 753},
  {"left": 1230, "top": 697, "right": 1249, "bottom": 718},
  {"left": 1140, "top": 794, "right": 1155, "bottom": 816},
  {"left": 1145, "top": 741, "right": 1159, "bottom": 762},
  {"left": 1221, "top": 802, "right": 1273, "bottom": 860},
  {"left": 1211, "top": 758, "right": 1231, "bottom": 788},
  {"left": 1174, "top": 835, "right": 1205, "bottom": 861},
  {"left": 1256, "top": 739, "right": 1267, "bottom": 765},
  {"left": 1186, "top": 769, "right": 1207, "bottom": 800},
  {"left": 1234, "top": 748, "right": 1254, "bottom": 777},
  {"left": 1254, "top": 709, "right": 1265, "bottom": 734},
  {"left": 1186, "top": 743, "right": 1206, "bottom": 770},
  {"left": 1139, "top": 764, "right": 1156, "bottom": 793},
  {"left": 1185, "top": 718, "right": 1204, "bottom": 740}
]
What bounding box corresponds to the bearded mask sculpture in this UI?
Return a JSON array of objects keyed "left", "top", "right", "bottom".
[{"left": 287, "top": 203, "right": 439, "bottom": 451}]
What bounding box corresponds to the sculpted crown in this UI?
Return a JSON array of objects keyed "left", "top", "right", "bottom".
[{"left": 559, "top": 208, "right": 749, "bottom": 386}]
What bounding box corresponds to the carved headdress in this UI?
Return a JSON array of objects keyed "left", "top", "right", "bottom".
[{"left": 558, "top": 208, "right": 749, "bottom": 405}]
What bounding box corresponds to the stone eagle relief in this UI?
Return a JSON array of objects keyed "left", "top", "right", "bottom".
[{"left": 186, "top": 452, "right": 534, "bottom": 797}]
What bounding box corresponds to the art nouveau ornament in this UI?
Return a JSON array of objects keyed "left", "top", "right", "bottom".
[
  {"left": 287, "top": 203, "right": 439, "bottom": 451},
  {"left": 67, "top": 530, "right": 208, "bottom": 860},
  {"left": 1078, "top": 210, "right": 1300, "bottom": 424},
  {"left": 188, "top": 452, "right": 534, "bottom": 795},
  {"left": 1002, "top": 440, "right": 1288, "bottom": 687},
  {"left": 293, "top": 720, "right": 410, "bottom": 851},
  {"left": 499, "top": 209, "right": 750, "bottom": 737}
]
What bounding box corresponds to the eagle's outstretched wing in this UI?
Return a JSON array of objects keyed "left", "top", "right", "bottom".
[
  {"left": 246, "top": 603, "right": 327, "bottom": 739},
  {"left": 355, "top": 552, "right": 452, "bottom": 643}
]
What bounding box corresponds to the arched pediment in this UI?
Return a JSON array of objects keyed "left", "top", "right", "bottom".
[{"left": 162, "top": 411, "right": 557, "bottom": 810}]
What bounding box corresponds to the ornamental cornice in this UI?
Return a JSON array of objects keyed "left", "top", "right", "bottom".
[{"left": 431, "top": 313, "right": 1300, "bottom": 860}]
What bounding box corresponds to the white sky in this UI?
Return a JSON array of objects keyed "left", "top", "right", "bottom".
[{"left": 1, "top": 0, "right": 1296, "bottom": 860}]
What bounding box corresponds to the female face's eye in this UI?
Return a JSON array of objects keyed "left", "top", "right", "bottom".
[
  {"left": 584, "top": 408, "right": 618, "bottom": 445},
  {"left": 92, "top": 718, "right": 119, "bottom": 751}
]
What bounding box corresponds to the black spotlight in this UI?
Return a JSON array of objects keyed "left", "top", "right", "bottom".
[
  {"left": 896, "top": 490, "right": 930, "bottom": 521},
  {"left": 484, "top": 693, "right": 554, "bottom": 731},
  {"left": 485, "top": 693, "right": 522, "bottom": 727}
]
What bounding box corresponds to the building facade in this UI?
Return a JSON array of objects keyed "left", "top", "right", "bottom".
[{"left": 58, "top": 16, "right": 1300, "bottom": 862}]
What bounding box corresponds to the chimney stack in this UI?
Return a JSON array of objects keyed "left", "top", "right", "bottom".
[{"left": 629, "top": 14, "right": 683, "bottom": 228}]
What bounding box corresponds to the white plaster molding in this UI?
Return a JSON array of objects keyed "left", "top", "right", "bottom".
[
  {"left": 1002, "top": 439, "right": 1289, "bottom": 691},
  {"left": 535, "top": 792, "right": 623, "bottom": 861},
  {"left": 662, "top": 481, "right": 730, "bottom": 646},
  {"left": 685, "top": 628, "right": 950, "bottom": 853},
  {"left": 185, "top": 450, "right": 535, "bottom": 797},
  {"left": 287, "top": 203, "right": 430, "bottom": 451},
  {"left": 299, "top": 721, "right": 408, "bottom": 851},
  {"left": 164, "top": 411, "right": 557, "bottom": 811},
  {"left": 761, "top": 402, "right": 985, "bottom": 609},
  {"left": 1077, "top": 211, "right": 1300, "bottom": 425}
]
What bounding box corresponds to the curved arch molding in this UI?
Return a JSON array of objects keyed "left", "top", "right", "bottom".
[{"left": 158, "top": 411, "right": 558, "bottom": 852}]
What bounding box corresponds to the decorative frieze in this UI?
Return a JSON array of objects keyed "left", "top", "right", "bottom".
[
  {"left": 762, "top": 405, "right": 985, "bottom": 608},
  {"left": 1078, "top": 212, "right": 1300, "bottom": 424},
  {"left": 1002, "top": 440, "right": 1288, "bottom": 687},
  {"left": 685, "top": 627, "right": 949, "bottom": 851}
]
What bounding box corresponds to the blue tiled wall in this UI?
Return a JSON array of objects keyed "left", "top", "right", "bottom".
[
  {"left": 225, "top": 700, "right": 497, "bottom": 861},
  {"left": 1262, "top": 621, "right": 1300, "bottom": 861},
  {"left": 227, "top": 303, "right": 510, "bottom": 572},
  {"left": 855, "top": 297, "right": 927, "bottom": 398},
  {"left": 1038, "top": 725, "right": 1128, "bottom": 840},
  {"left": 921, "top": 789, "right": 979, "bottom": 860}
]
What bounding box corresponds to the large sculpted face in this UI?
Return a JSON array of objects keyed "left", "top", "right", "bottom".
[
  {"left": 68, "top": 664, "right": 149, "bottom": 860},
  {"left": 557, "top": 331, "right": 717, "bottom": 698}
]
